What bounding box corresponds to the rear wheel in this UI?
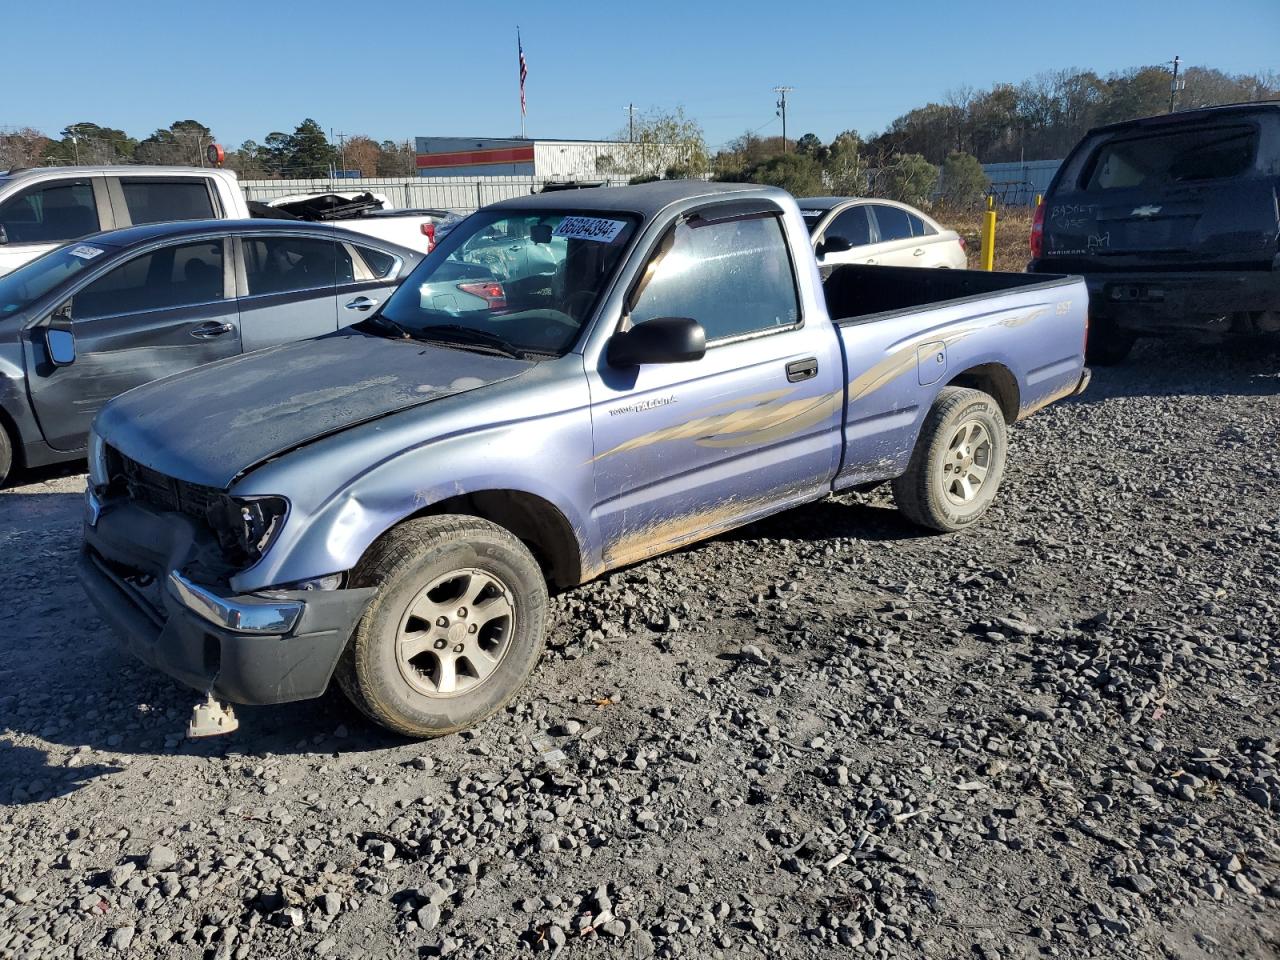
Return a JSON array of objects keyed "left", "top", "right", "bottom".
[
  {"left": 337, "top": 515, "right": 548, "bottom": 738},
  {"left": 1086, "top": 317, "right": 1136, "bottom": 366},
  {"left": 892, "top": 387, "right": 1008, "bottom": 532}
]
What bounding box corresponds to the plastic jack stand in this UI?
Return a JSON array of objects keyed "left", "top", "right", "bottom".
[{"left": 187, "top": 694, "right": 240, "bottom": 738}]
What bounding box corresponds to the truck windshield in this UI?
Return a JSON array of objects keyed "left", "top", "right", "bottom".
[
  {"left": 0, "top": 241, "right": 116, "bottom": 319},
  {"left": 373, "top": 210, "right": 638, "bottom": 356}
]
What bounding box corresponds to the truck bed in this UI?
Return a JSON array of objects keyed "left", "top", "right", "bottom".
[{"left": 823, "top": 264, "right": 1074, "bottom": 323}]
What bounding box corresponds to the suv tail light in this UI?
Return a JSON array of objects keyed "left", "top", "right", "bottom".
[
  {"left": 421, "top": 222, "right": 437, "bottom": 253},
  {"left": 1030, "top": 201, "right": 1045, "bottom": 259},
  {"left": 457, "top": 281, "right": 507, "bottom": 312}
]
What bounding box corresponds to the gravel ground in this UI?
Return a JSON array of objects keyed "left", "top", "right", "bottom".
[{"left": 1, "top": 338, "right": 1278, "bottom": 960}]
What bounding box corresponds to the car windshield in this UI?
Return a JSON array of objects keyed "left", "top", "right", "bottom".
[
  {"left": 0, "top": 241, "right": 116, "bottom": 319},
  {"left": 371, "top": 209, "right": 639, "bottom": 357}
]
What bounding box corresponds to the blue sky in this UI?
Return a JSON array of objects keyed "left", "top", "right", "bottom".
[{"left": 7, "top": 0, "right": 1278, "bottom": 150}]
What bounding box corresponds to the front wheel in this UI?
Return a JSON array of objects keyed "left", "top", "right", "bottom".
[
  {"left": 892, "top": 387, "right": 1008, "bottom": 532},
  {"left": 337, "top": 515, "right": 548, "bottom": 738}
]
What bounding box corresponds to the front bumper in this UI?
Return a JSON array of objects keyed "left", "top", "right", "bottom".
[
  {"left": 1083, "top": 270, "right": 1280, "bottom": 337},
  {"left": 79, "top": 492, "right": 374, "bottom": 706}
]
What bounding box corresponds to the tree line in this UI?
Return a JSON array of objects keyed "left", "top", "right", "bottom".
[
  {"left": 3, "top": 61, "right": 1275, "bottom": 205},
  {"left": 690, "top": 63, "right": 1278, "bottom": 206},
  {"left": 0, "top": 118, "right": 417, "bottom": 179}
]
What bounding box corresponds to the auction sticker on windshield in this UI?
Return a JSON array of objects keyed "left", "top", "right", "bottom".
[
  {"left": 68, "top": 245, "right": 105, "bottom": 260},
  {"left": 553, "top": 217, "right": 627, "bottom": 243}
]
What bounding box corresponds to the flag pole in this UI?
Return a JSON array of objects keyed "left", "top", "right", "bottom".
[{"left": 518, "top": 28, "right": 526, "bottom": 139}]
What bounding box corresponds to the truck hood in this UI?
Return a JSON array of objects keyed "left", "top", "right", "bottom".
[{"left": 95, "top": 329, "right": 532, "bottom": 488}]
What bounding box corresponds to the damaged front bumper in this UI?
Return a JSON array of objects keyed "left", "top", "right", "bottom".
[{"left": 79, "top": 489, "right": 373, "bottom": 706}]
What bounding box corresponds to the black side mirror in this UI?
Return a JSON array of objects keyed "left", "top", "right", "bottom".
[
  {"left": 608, "top": 316, "right": 706, "bottom": 367},
  {"left": 817, "top": 234, "right": 853, "bottom": 258},
  {"left": 46, "top": 301, "right": 76, "bottom": 366},
  {"left": 0, "top": 224, "right": 8, "bottom": 245}
]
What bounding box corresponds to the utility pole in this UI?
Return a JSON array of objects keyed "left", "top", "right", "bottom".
[
  {"left": 335, "top": 132, "right": 350, "bottom": 176},
  {"left": 774, "top": 86, "right": 793, "bottom": 152},
  {"left": 624, "top": 103, "right": 636, "bottom": 143},
  {"left": 1168, "top": 55, "right": 1184, "bottom": 113}
]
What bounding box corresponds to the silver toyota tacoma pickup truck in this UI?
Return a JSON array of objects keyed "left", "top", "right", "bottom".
[{"left": 80, "top": 181, "right": 1089, "bottom": 738}]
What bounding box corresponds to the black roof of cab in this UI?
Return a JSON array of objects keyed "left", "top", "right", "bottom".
[
  {"left": 74, "top": 218, "right": 419, "bottom": 256},
  {"left": 1087, "top": 100, "right": 1280, "bottom": 136}
]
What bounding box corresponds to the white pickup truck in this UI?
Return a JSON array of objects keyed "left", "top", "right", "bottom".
[{"left": 0, "top": 166, "right": 457, "bottom": 276}]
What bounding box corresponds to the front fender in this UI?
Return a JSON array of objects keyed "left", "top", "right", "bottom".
[{"left": 229, "top": 409, "right": 598, "bottom": 593}]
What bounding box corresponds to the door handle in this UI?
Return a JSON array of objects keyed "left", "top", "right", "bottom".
[
  {"left": 786, "top": 358, "right": 819, "bottom": 382},
  {"left": 913, "top": 248, "right": 925, "bottom": 256},
  {"left": 345, "top": 296, "right": 379, "bottom": 311},
  {"left": 866, "top": 258, "right": 877, "bottom": 264},
  {"left": 190, "top": 321, "right": 234, "bottom": 339}
]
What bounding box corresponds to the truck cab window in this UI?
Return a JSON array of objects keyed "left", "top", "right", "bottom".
[
  {"left": 121, "top": 179, "right": 216, "bottom": 226},
  {"left": 631, "top": 215, "right": 799, "bottom": 341},
  {"left": 0, "top": 181, "right": 99, "bottom": 245}
]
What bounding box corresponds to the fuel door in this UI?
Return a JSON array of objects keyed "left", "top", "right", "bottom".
[{"left": 917, "top": 341, "right": 947, "bottom": 386}]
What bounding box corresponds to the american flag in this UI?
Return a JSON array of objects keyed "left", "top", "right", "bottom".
[{"left": 518, "top": 30, "right": 528, "bottom": 117}]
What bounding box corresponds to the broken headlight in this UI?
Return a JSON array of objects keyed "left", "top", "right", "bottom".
[{"left": 205, "top": 495, "right": 289, "bottom": 565}]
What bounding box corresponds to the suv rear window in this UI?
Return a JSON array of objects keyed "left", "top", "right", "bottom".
[{"left": 1082, "top": 125, "right": 1258, "bottom": 190}]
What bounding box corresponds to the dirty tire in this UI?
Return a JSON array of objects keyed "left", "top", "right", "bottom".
[
  {"left": 892, "top": 387, "right": 1008, "bottom": 533},
  {"left": 1086, "top": 317, "right": 1136, "bottom": 366},
  {"left": 336, "top": 515, "right": 547, "bottom": 738},
  {"left": 0, "top": 426, "right": 11, "bottom": 487}
]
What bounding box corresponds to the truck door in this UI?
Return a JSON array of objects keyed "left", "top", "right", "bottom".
[
  {"left": 587, "top": 209, "right": 843, "bottom": 570},
  {"left": 25, "top": 237, "right": 240, "bottom": 451}
]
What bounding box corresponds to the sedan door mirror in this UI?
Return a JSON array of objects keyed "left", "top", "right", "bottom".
[
  {"left": 608, "top": 316, "right": 706, "bottom": 367},
  {"left": 46, "top": 327, "right": 77, "bottom": 367},
  {"left": 816, "top": 234, "right": 853, "bottom": 258},
  {"left": 0, "top": 224, "right": 8, "bottom": 245}
]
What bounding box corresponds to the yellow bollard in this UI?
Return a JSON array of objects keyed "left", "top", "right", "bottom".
[{"left": 980, "top": 195, "right": 997, "bottom": 272}]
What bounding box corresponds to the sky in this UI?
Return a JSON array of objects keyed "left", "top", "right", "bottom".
[{"left": 6, "top": 0, "right": 1278, "bottom": 151}]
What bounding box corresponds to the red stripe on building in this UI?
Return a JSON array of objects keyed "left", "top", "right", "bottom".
[{"left": 416, "top": 146, "right": 535, "bottom": 169}]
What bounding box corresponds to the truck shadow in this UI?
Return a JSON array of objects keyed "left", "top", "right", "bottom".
[
  {"left": 0, "top": 490, "right": 397, "bottom": 807},
  {"left": 714, "top": 496, "right": 917, "bottom": 547},
  {"left": 1069, "top": 336, "right": 1280, "bottom": 404}
]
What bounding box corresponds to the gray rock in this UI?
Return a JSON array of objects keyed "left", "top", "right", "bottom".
[
  {"left": 144, "top": 845, "right": 177, "bottom": 871},
  {"left": 108, "top": 926, "right": 135, "bottom": 951},
  {"left": 417, "top": 903, "right": 441, "bottom": 931}
]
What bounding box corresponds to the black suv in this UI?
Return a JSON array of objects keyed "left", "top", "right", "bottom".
[{"left": 1029, "top": 102, "right": 1280, "bottom": 364}]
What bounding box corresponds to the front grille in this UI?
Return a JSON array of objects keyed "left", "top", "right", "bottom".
[{"left": 105, "top": 447, "right": 222, "bottom": 521}]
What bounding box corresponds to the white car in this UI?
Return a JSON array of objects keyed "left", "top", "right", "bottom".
[
  {"left": 799, "top": 197, "right": 967, "bottom": 270},
  {"left": 0, "top": 166, "right": 453, "bottom": 277}
]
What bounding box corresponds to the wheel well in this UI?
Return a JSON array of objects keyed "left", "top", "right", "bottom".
[
  {"left": 0, "top": 403, "right": 22, "bottom": 473},
  {"left": 414, "top": 490, "right": 584, "bottom": 588},
  {"left": 947, "top": 363, "right": 1020, "bottom": 423}
]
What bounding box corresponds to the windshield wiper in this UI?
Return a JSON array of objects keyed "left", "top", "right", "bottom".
[
  {"left": 415, "top": 324, "right": 531, "bottom": 360},
  {"left": 363, "top": 313, "right": 414, "bottom": 339}
]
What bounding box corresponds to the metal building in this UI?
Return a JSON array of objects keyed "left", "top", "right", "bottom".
[{"left": 414, "top": 137, "right": 670, "bottom": 180}]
